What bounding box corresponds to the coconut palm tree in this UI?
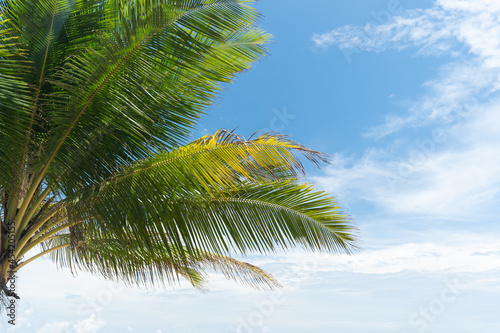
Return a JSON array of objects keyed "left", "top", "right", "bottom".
[{"left": 0, "top": 0, "right": 357, "bottom": 310}]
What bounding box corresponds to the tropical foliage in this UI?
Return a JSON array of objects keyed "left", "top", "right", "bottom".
[{"left": 0, "top": 0, "right": 357, "bottom": 311}]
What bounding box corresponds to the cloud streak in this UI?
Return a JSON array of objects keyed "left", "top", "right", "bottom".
[
  {"left": 313, "top": 0, "right": 500, "bottom": 61},
  {"left": 278, "top": 235, "right": 500, "bottom": 276},
  {"left": 314, "top": 100, "right": 500, "bottom": 220},
  {"left": 311, "top": 0, "right": 500, "bottom": 222},
  {"left": 314, "top": 0, "right": 500, "bottom": 137}
]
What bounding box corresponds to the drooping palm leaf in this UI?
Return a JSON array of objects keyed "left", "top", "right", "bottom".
[{"left": 35, "top": 233, "right": 280, "bottom": 291}]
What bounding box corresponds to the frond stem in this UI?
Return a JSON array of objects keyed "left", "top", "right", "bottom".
[
  {"left": 14, "top": 243, "right": 69, "bottom": 272},
  {"left": 14, "top": 205, "right": 66, "bottom": 257},
  {"left": 18, "top": 217, "right": 86, "bottom": 258},
  {"left": 14, "top": 0, "right": 59, "bottom": 232},
  {"left": 17, "top": 185, "right": 52, "bottom": 238}
]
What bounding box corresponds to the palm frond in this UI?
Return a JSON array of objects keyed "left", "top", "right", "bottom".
[
  {"left": 36, "top": 0, "right": 270, "bottom": 193},
  {"left": 40, "top": 233, "right": 280, "bottom": 291},
  {"left": 0, "top": 20, "right": 31, "bottom": 187},
  {"left": 107, "top": 130, "right": 329, "bottom": 196},
  {"left": 62, "top": 132, "right": 354, "bottom": 265}
]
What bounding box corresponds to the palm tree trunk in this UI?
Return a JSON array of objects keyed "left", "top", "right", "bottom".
[{"left": 0, "top": 260, "right": 19, "bottom": 300}]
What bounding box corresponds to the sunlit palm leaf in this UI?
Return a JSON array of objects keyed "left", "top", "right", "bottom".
[{"left": 62, "top": 133, "right": 355, "bottom": 270}]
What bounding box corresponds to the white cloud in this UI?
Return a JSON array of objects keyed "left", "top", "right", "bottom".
[
  {"left": 37, "top": 322, "right": 70, "bottom": 333},
  {"left": 313, "top": 0, "right": 500, "bottom": 61},
  {"left": 74, "top": 315, "right": 106, "bottom": 333},
  {"left": 36, "top": 315, "right": 105, "bottom": 333},
  {"left": 311, "top": 1, "right": 500, "bottom": 221},
  {"left": 313, "top": 8, "right": 459, "bottom": 56},
  {"left": 314, "top": 100, "right": 500, "bottom": 219},
  {"left": 314, "top": 0, "right": 500, "bottom": 137},
  {"left": 262, "top": 232, "right": 500, "bottom": 287},
  {"left": 365, "top": 60, "right": 500, "bottom": 138}
]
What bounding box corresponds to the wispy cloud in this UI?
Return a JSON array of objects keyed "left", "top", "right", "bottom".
[
  {"left": 275, "top": 234, "right": 500, "bottom": 276},
  {"left": 313, "top": 0, "right": 500, "bottom": 61},
  {"left": 311, "top": 0, "right": 500, "bottom": 223},
  {"left": 36, "top": 315, "right": 106, "bottom": 333},
  {"left": 314, "top": 0, "right": 500, "bottom": 138},
  {"left": 312, "top": 7, "right": 460, "bottom": 56},
  {"left": 314, "top": 100, "right": 500, "bottom": 220}
]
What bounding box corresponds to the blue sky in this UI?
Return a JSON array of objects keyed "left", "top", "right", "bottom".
[{"left": 4, "top": 1, "right": 500, "bottom": 332}]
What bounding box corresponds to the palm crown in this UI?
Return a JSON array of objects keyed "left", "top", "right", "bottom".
[{"left": 0, "top": 0, "right": 357, "bottom": 308}]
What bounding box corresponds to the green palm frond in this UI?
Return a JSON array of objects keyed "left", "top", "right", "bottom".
[
  {"left": 0, "top": 0, "right": 270, "bottom": 202},
  {"left": 119, "top": 129, "right": 327, "bottom": 190},
  {"left": 62, "top": 132, "right": 355, "bottom": 269},
  {"left": 0, "top": 20, "right": 31, "bottom": 186},
  {"left": 82, "top": 179, "right": 355, "bottom": 257},
  {"left": 39, "top": 0, "right": 270, "bottom": 191},
  {"left": 37, "top": 233, "right": 280, "bottom": 291}
]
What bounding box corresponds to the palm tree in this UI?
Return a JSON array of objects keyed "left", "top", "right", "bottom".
[{"left": 0, "top": 0, "right": 357, "bottom": 310}]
